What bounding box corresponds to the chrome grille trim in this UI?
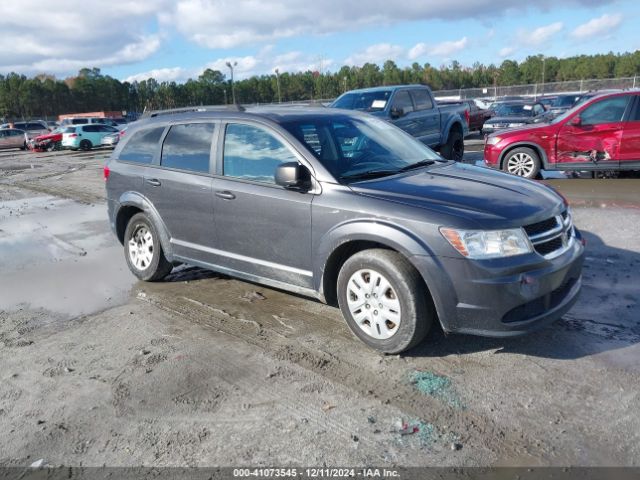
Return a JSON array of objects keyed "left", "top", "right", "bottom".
[{"left": 524, "top": 211, "right": 574, "bottom": 259}]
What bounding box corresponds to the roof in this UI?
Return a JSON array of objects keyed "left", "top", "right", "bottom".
[
  {"left": 337, "top": 84, "right": 429, "bottom": 94},
  {"left": 131, "top": 105, "right": 368, "bottom": 128}
]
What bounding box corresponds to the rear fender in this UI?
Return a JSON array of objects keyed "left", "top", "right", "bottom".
[{"left": 117, "top": 191, "right": 174, "bottom": 261}]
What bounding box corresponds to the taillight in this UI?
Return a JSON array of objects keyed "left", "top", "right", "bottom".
[
  {"left": 464, "top": 109, "right": 470, "bottom": 125},
  {"left": 103, "top": 165, "right": 110, "bottom": 181},
  {"left": 69, "top": 133, "right": 78, "bottom": 138}
]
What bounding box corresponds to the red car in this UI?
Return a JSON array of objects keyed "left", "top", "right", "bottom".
[
  {"left": 484, "top": 90, "right": 640, "bottom": 178},
  {"left": 29, "top": 128, "right": 64, "bottom": 152}
]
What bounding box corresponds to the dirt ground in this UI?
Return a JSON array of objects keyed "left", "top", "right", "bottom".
[{"left": 0, "top": 146, "right": 639, "bottom": 468}]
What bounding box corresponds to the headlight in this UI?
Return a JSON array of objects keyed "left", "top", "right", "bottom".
[
  {"left": 440, "top": 227, "right": 533, "bottom": 259},
  {"left": 507, "top": 122, "right": 525, "bottom": 128},
  {"left": 486, "top": 136, "right": 501, "bottom": 145}
]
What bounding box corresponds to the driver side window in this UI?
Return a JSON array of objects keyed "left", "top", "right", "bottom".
[
  {"left": 223, "top": 123, "right": 298, "bottom": 185},
  {"left": 580, "top": 96, "right": 630, "bottom": 125}
]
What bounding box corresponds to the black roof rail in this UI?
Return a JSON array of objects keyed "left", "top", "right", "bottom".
[{"left": 140, "top": 104, "right": 245, "bottom": 119}]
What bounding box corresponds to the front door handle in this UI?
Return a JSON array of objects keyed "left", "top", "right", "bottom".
[
  {"left": 215, "top": 190, "right": 236, "bottom": 200},
  {"left": 146, "top": 178, "right": 161, "bottom": 187}
]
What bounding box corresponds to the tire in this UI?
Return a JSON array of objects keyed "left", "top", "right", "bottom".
[
  {"left": 79, "top": 139, "right": 92, "bottom": 151},
  {"left": 502, "top": 147, "right": 541, "bottom": 179},
  {"left": 123, "top": 213, "right": 172, "bottom": 281},
  {"left": 336, "top": 249, "right": 432, "bottom": 354},
  {"left": 440, "top": 128, "right": 464, "bottom": 161}
]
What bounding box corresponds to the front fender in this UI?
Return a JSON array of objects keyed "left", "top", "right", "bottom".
[
  {"left": 498, "top": 141, "right": 551, "bottom": 169},
  {"left": 117, "top": 191, "right": 174, "bottom": 261},
  {"left": 313, "top": 219, "right": 435, "bottom": 292}
]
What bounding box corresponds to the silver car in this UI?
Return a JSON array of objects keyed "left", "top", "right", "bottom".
[
  {"left": 12, "top": 122, "right": 49, "bottom": 140},
  {"left": 0, "top": 129, "right": 28, "bottom": 150}
]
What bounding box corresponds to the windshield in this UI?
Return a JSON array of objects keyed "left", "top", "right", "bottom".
[
  {"left": 493, "top": 104, "right": 534, "bottom": 117},
  {"left": 281, "top": 115, "right": 443, "bottom": 182},
  {"left": 332, "top": 90, "right": 392, "bottom": 112}
]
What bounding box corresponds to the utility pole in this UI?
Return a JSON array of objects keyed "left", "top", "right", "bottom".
[
  {"left": 343, "top": 76, "right": 347, "bottom": 93},
  {"left": 226, "top": 61, "right": 238, "bottom": 104},
  {"left": 541, "top": 55, "right": 546, "bottom": 96},
  {"left": 275, "top": 68, "right": 281, "bottom": 103}
]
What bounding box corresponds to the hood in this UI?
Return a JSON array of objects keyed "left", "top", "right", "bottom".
[
  {"left": 349, "top": 162, "right": 564, "bottom": 228},
  {"left": 485, "top": 115, "right": 533, "bottom": 124},
  {"left": 34, "top": 132, "right": 60, "bottom": 141}
]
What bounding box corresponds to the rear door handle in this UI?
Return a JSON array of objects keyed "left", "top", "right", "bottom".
[
  {"left": 215, "top": 190, "right": 236, "bottom": 200},
  {"left": 146, "top": 178, "right": 161, "bottom": 187}
]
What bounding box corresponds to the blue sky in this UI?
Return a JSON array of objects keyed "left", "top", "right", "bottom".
[{"left": 0, "top": 1, "right": 638, "bottom": 82}]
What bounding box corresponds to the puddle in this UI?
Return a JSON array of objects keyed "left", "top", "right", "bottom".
[{"left": 0, "top": 195, "right": 135, "bottom": 316}]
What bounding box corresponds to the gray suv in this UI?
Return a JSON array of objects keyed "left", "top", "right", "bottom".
[{"left": 105, "top": 106, "right": 584, "bottom": 353}]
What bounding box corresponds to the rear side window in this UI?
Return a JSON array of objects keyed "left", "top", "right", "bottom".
[
  {"left": 83, "top": 125, "right": 99, "bottom": 132},
  {"left": 410, "top": 89, "right": 433, "bottom": 111},
  {"left": 223, "top": 123, "right": 297, "bottom": 184},
  {"left": 119, "top": 127, "right": 164, "bottom": 164},
  {"left": 72, "top": 119, "right": 88, "bottom": 124},
  {"left": 391, "top": 90, "right": 414, "bottom": 113},
  {"left": 161, "top": 123, "right": 215, "bottom": 173}
]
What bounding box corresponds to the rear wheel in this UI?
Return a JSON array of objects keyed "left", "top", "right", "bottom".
[
  {"left": 502, "top": 147, "right": 541, "bottom": 179},
  {"left": 123, "top": 213, "right": 172, "bottom": 281},
  {"left": 441, "top": 128, "right": 464, "bottom": 161},
  {"left": 337, "top": 249, "right": 432, "bottom": 354},
  {"left": 79, "top": 139, "right": 92, "bottom": 151}
]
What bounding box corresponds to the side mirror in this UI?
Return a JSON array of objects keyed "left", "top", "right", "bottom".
[
  {"left": 569, "top": 115, "right": 582, "bottom": 127},
  {"left": 275, "top": 162, "right": 311, "bottom": 190},
  {"left": 390, "top": 107, "right": 405, "bottom": 119}
]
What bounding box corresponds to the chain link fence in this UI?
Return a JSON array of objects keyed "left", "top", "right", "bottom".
[{"left": 433, "top": 76, "right": 640, "bottom": 100}]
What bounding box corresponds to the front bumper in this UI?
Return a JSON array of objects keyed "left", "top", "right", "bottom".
[
  {"left": 483, "top": 143, "right": 501, "bottom": 168},
  {"left": 411, "top": 229, "right": 585, "bottom": 337}
]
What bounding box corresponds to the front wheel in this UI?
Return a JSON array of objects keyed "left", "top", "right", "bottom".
[
  {"left": 502, "top": 147, "right": 541, "bottom": 179},
  {"left": 123, "top": 213, "right": 172, "bottom": 281},
  {"left": 440, "top": 129, "right": 464, "bottom": 161},
  {"left": 337, "top": 249, "right": 432, "bottom": 354}
]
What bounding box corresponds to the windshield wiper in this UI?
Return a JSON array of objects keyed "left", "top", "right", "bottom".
[
  {"left": 397, "top": 159, "right": 438, "bottom": 172},
  {"left": 340, "top": 169, "right": 399, "bottom": 180}
]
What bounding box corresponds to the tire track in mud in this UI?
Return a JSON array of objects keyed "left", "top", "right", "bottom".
[{"left": 134, "top": 278, "right": 534, "bottom": 462}]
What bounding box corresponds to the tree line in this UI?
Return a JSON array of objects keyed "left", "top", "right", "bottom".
[{"left": 1, "top": 51, "right": 639, "bottom": 121}]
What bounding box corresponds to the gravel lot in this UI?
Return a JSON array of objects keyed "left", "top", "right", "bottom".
[{"left": 0, "top": 144, "right": 639, "bottom": 468}]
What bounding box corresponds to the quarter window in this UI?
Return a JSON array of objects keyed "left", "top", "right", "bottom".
[
  {"left": 119, "top": 127, "right": 164, "bottom": 164},
  {"left": 580, "top": 96, "right": 630, "bottom": 125},
  {"left": 223, "top": 123, "right": 298, "bottom": 184},
  {"left": 161, "top": 123, "right": 215, "bottom": 173}
]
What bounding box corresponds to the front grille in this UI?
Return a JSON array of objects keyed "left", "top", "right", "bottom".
[
  {"left": 523, "top": 210, "right": 572, "bottom": 258},
  {"left": 523, "top": 217, "right": 559, "bottom": 236},
  {"left": 534, "top": 236, "right": 564, "bottom": 256}
]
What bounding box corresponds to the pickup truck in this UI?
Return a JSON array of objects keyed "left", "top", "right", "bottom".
[{"left": 330, "top": 85, "right": 469, "bottom": 161}]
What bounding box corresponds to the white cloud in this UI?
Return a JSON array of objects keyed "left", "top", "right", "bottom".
[
  {"left": 344, "top": 44, "right": 405, "bottom": 66},
  {"left": 0, "top": 0, "right": 168, "bottom": 75},
  {"left": 125, "top": 67, "right": 190, "bottom": 83},
  {"left": 571, "top": 13, "right": 622, "bottom": 39},
  {"left": 166, "top": 0, "right": 611, "bottom": 49},
  {"left": 520, "top": 22, "right": 564, "bottom": 46},
  {"left": 499, "top": 46, "right": 517, "bottom": 58},
  {"left": 123, "top": 48, "right": 333, "bottom": 83},
  {"left": 407, "top": 37, "right": 468, "bottom": 60}
]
